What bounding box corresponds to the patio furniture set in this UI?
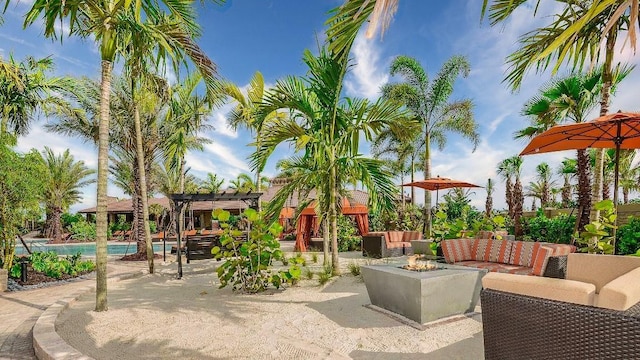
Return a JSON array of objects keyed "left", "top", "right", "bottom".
[{"left": 360, "top": 231, "right": 640, "bottom": 358}]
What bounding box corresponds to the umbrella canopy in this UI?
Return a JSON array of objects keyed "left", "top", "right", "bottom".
[
  {"left": 520, "top": 112, "right": 640, "bottom": 209},
  {"left": 520, "top": 111, "right": 640, "bottom": 253},
  {"left": 402, "top": 176, "right": 481, "bottom": 208}
]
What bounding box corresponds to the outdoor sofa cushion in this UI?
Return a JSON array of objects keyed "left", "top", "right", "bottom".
[
  {"left": 482, "top": 272, "right": 596, "bottom": 306},
  {"left": 597, "top": 267, "right": 640, "bottom": 311},
  {"left": 567, "top": 253, "right": 640, "bottom": 292}
]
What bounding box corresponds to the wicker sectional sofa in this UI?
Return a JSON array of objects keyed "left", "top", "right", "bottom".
[
  {"left": 481, "top": 253, "right": 640, "bottom": 359},
  {"left": 441, "top": 238, "right": 576, "bottom": 276},
  {"left": 361, "top": 231, "right": 423, "bottom": 258}
]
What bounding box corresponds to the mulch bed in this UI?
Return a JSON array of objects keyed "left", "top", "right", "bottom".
[{"left": 12, "top": 264, "right": 94, "bottom": 286}]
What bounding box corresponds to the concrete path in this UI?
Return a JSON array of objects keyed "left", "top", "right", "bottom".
[{"left": 0, "top": 261, "right": 148, "bottom": 360}]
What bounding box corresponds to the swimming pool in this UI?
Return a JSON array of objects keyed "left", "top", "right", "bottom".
[{"left": 15, "top": 241, "right": 174, "bottom": 257}]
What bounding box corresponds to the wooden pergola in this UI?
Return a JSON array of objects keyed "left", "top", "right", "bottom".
[{"left": 169, "top": 191, "right": 262, "bottom": 278}]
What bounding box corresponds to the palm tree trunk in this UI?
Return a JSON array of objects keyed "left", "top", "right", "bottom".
[
  {"left": 52, "top": 206, "right": 62, "bottom": 243},
  {"left": 411, "top": 158, "right": 416, "bottom": 205},
  {"left": 513, "top": 176, "right": 524, "bottom": 237},
  {"left": 423, "top": 130, "right": 432, "bottom": 237},
  {"left": 576, "top": 149, "right": 592, "bottom": 232},
  {"left": 323, "top": 218, "right": 329, "bottom": 267},
  {"left": 330, "top": 149, "right": 339, "bottom": 274},
  {"left": 133, "top": 98, "right": 154, "bottom": 273},
  {"left": 624, "top": 188, "right": 629, "bottom": 204},
  {"left": 562, "top": 175, "right": 571, "bottom": 207},
  {"left": 506, "top": 178, "right": 513, "bottom": 218},
  {"left": 95, "top": 60, "right": 112, "bottom": 312},
  {"left": 178, "top": 159, "right": 185, "bottom": 240}
]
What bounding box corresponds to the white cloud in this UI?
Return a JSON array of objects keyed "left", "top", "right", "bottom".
[
  {"left": 201, "top": 142, "right": 250, "bottom": 173},
  {"left": 344, "top": 34, "right": 389, "bottom": 99},
  {"left": 208, "top": 103, "right": 238, "bottom": 138}
]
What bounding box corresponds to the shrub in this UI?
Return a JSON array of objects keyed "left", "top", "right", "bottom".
[
  {"left": 337, "top": 215, "right": 361, "bottom": 252},
  {"left": 522, "top": 210, "right": 575, "bottom": 244},
  {"left": 108, "top": 215, "right": 130, "bottom": 234},
  {"left": 212, "top": 208, "right": 301, "bottom": 293},
  {"left": 304, "top": 267, "right": 314, "bottom": 280},
  {"left": 10, "top": 251, "right": 95, "bottom": 280},
  {"left": 69, "top": 221, "right": 98, "bottom": 241},
  {"left": 348, "top": 262, "right": 361, "bottom": 276},
  {"left": 577, "top": 200, "right": 616, "bottom": 254},
  {"left": 61, "top": 213, "right": 84, "bottom": 229},
  {"left": 311, "top": 252, "right": 318, "bottom": 264},
  {"left": 617, "top": 216, "right": 640, "bottom": 255}
]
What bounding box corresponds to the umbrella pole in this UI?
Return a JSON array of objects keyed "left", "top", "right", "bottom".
[{"left": 612, "top": 124, "right": 621, "bottom": 254}]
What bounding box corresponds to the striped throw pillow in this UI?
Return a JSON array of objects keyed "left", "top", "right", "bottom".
[
  {"left": 508, "top": 241, "right": 541, "bottom": 267},
  {"left": 531, "top": 246, "right": 554, "bottom": 276},
  {"left": 441, "top": 239, "right": 473, "bottom": 263}
]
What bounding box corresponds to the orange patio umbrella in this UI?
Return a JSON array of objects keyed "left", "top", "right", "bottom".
[
  {"left": 403, "top": 176, "right": 481, "bottom": 207},
  {"left": 520, "top": 112, "right": 640, "bottom": 210}
]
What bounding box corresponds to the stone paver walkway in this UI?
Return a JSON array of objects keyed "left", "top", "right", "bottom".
[{"left": 0, "top": 261, "right": 148, "bottom": 360}]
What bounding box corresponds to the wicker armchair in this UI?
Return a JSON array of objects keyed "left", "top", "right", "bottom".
[{"left": 481, "top": 253, "right": 640, "bottom": 360}]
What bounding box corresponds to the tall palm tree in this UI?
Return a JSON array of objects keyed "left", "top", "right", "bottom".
[
  {"left": 482, "top": 0, "right": 640, "bottom": 223},
  {"left": 485, "top": 178, "right": 494, "bottom": 217},
  {"left": 163, "top": 73, "right": 214, "bottom": 239},
  {"left": 511, "top": 156, "right": 525, "bottom": 237},
  {"left": 371, "top": 122, "right": 422, "bottom": 205},
  {"left": 24, "top": 0, "right": 216, "bottom": 312},
  {"left": 618, "top": 150, "right": 639, "bottom": 204},
  {"left": 200, "top": 173, "right": 224, "bottom": 193},
  {"left": 535, "top": 162, "right": 554, "bottom": 207},
  {"left": 497, "top": 158, "right": 514, "bottom": 218},
  {"left": 498, "top": 156, "right": 524, "bottom": 235},
  {"left": 381, "top": 55, "right": 479, "bottom": 236},
  {"left": 222, "top": 71, "right": 280, "bottom": 200},
  {"left": 41, "top": 147, "right": 95, "bottom": 243},
  {"left": 254, "top": 48, "right": 405, "bottom": 272},
  {"left": 558, "top": 158, "right": 577, "bottom": 208}
]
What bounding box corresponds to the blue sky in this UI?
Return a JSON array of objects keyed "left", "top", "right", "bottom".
[{"left": 2, "top": 0, "right": 640, "bottom": 212}]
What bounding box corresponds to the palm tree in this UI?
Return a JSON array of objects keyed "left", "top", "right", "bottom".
[
  {"left": 482, "top": 0, "right": 639, "bottom": 223},
  {"left": 498, "top": 156, "right": 524, "bottom": 236},
  {"left": 558, "top": 158, "right": 577, "bottom": 208},
  {"left": 381, "top": 55, "right": 479, "bottom": 236},
  {"left": 511, "top": 156, "right": 525, "bottom": 237},
  {"left": 517, "top": 69, "right": 629, "bottom": 230},
  {"left": 254, "top": 48, "right": 406, "bottom": 272},
  {"left": 618, "top": 151, "right": 640, "bottom": 204},
  {"left": 229, "top": 173, "right": 264, "bottom": 192},
  {"left": 485, "top": 178, "right": 494, "bottom": 217},
  {"left": 200, "top": 173, "right": 224, "bottom": 194},
  {"left": 24, "top": 0, "right": 216, "bottom": 312},
  {"left": 163, "top": 73, "right": 214, "bottom": 240},
  {"left": 371, "top": 122, "right": 422, "bottom": 206},
  {"left": 0, "top": 55, "right": 68, "bottom": 143},
  {"left": 222, "top": 71, "right": 280, "bottom": 200},
  {"left": 497, "top": 158, "right": 514, "bottom": 218},
  {"left": 535, "top": 162, "right": 554, "bottom": 207},
  {"left": 41, "top": 147, "right": 95, "bottom": 243}
]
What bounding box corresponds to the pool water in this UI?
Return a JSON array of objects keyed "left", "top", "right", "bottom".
[{"left": 15, "top": 242, "right": 173, "bottom": 256}]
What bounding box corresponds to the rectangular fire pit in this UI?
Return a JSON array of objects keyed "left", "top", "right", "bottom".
[{"left": 361, "top": 264, "right": 487, "bottom": 325}]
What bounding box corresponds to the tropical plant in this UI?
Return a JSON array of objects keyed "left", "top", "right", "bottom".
[
  {"left": 41, "top": 147, "right": 95, "bottom": 243},
  {"left": 616, "top": 216, "right": 640, "bottom": 255},
  {"left": 497, "top": 157, "right": 515, "bottom": 218},
  {"left": 0, "top": 55, "right": 69, "bottom": 143},
  {"left": 485, "top": 178, "right": 494, "bottom": 217},
  {"left": 337, "top": 214, "right": 360, "bottom": 252},
  {"left": 381, "top": 55, "right": 478, "bottom": 236},
  {"left": 222, "top": 71, "right": 281, "bottom": 199},
  {"left": 253, "top": 47, "right": 405, "bottom": 274},
  {"left": 578, "top": 199, "right": 617, "bottom": 254},
  {"left": 200, "top": 173, "right": 224, "bottom": 193},
  {"left": 482, "top": 0, "right": 638, "bottom": 225},
  {"left": 11, "top": 251, "right": 95, "bottom": 280},
  {"left": 522, "top": 211, "right": 576, "bottom": 244},
  {"left": 229, "top": 173, "right": 269, "bottom": 193},
  {"left": 0, "top": 146, "right": 44, "bottom": 270},
  {"left": 558, "top": 158, "right": 577, "bottom": 208},
  {"left": 371, "top": 122, "right": 422, "bottom": 206},
  {"left": 212, "top": 209, "right": 301, "bottom": 292},
  {"left": 617, "top": 151, "right": 640, "bottom": 204}
]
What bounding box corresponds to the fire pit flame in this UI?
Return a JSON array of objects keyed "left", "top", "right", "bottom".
[{"left": 401, "top": 255, "right": 441, "bottom": 272}]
